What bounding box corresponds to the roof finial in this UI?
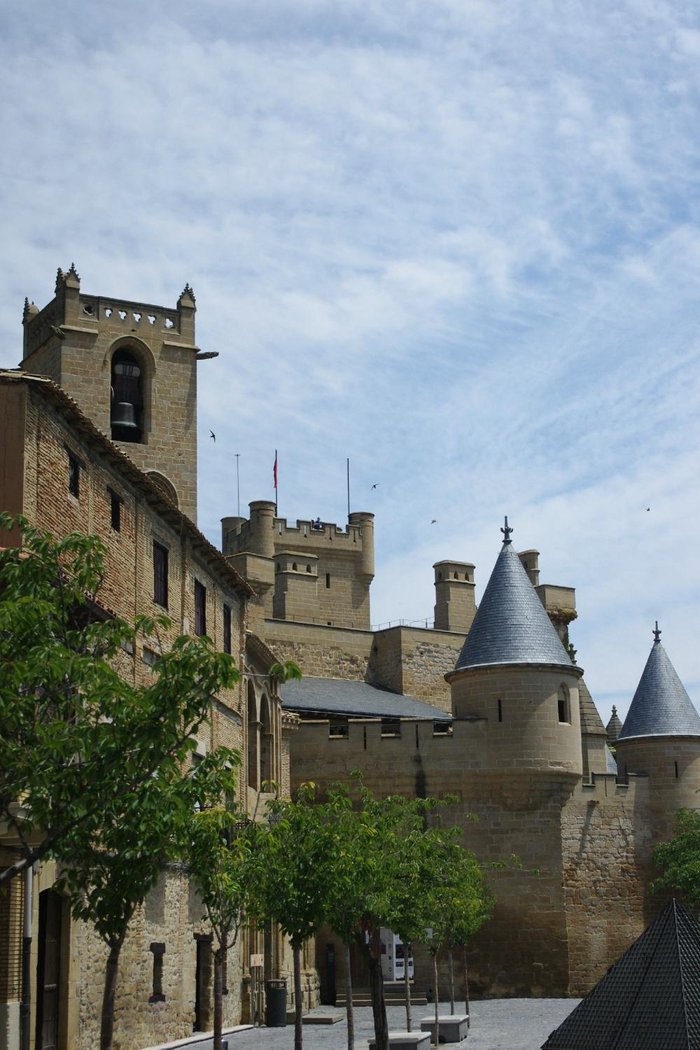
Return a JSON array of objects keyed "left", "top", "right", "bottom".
[
  {"left": 612, "top": 705, "right": 617, "bottom": 715},
  {"left": 653, "top": 621, "right": 661, "bottom": 644},
  {"left": 501, "top": 515, "right": 513, "bottom": 545}
]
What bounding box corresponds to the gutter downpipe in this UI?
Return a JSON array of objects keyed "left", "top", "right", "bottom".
[{"left": 20, "top": 865, "right": 33, "bottom": 1050}]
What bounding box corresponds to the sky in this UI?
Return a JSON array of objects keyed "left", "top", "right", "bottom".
[{"left": 2, "top": 0, "right": 700, "bottom": 725}]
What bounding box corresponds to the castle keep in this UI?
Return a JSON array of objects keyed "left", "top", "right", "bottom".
[{"left": 2, "top": 268, "right": 699, "bottom": 1049}]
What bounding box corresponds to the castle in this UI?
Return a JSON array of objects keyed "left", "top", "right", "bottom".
[{"left": 2, "top": 268, "right": 699, "bottom": 1049}]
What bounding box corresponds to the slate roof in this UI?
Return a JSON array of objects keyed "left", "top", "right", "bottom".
[
  {"left": 455, "top": 530, "right": 577, "bottom": 673},
  {"left": 579, "top": 679, "right": 607, "bottom": 737},
  {"left": 619, "top": 631, "right": 700, "bottom": 741},
  {"left": 541, "top": 899, "right": 700, "bottom": 1049},
  {"left": 280, "top": 677, "right": 450, "bottom": 721},
  {"left": 606, "top": 705, "right": 623, "bottom": 745}
]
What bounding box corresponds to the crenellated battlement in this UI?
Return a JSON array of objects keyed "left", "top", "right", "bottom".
[
  {"left": 222, "top": 503, "right": 375, "bottom": 629},
  {"left": 22, "top": 266, "right": 197, "bottom": 360}
]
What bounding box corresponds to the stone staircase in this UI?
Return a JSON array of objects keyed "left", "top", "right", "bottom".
[{"left": 335, "top": 983, "right": 428, "bottom": 1007}]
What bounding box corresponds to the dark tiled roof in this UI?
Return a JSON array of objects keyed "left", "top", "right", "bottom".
[
  {"left": 542, "top": 900, "right": 700, "bottom": 1049},
  {"left": 455, "top": 539, "right": 576, "bottom": 672},
  {"left": 619, "top": 638, "right": 700, "bottom": 741},
  {"left": 280, "top": 677, "right": 450, "bottom": 721}
]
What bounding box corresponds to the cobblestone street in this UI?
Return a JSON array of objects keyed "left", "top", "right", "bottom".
[{"left": 209, "top": 999, "right": 581, "bottom": 1050}]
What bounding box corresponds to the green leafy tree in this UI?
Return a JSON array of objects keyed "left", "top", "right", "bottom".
[
  {"left": 0, "top": 516, "right": 242, "bottom": 1049},
  {"left": 653, "top": 808, "right": 700, "bottom": 911},
  {"left": 180, "top": 754, "right": 255, "bottom": 1050},
  {"left": 0, "top": 515, "right": 239, "bottom": 886},
  {"left": 248, "top": 783, "right": 332, "bottom": 1050}
]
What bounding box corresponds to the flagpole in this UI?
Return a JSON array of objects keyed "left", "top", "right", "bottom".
[
  {"left": 274, "top": 449, "right": 278, "bottom": 516},
  {"left": 235, "top": 453, "right": 240, "bottom": 517},
  {"left": 347, "top": 457, "right": 350, "bottom": 519}
]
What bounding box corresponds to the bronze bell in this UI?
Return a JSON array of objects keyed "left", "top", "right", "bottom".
[{"left": 111, "top": 401, "right": 139, "bottom": 429}]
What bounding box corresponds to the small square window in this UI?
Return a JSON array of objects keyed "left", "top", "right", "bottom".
[
  {"left": 223, "top": 603, "right": 232, "bottom": 654},
  {"left": 194, "top": 579, "right": 207, "bottom": 636},
  {"left": 153, "top": 542, "right": 169, "bottom": 608}
]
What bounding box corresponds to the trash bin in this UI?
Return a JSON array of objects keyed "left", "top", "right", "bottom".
[{"left": 265, "top": 978, "right": 287, "bottom": 1027}]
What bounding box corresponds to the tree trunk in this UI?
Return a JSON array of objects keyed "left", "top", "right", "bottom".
[
  {"left": 448, "top": 949, "right": 455, "bottom": 1015},
  {"left": 213, "top": 944, "right": 225, "bottom": 1050},
  {"left": 462, "top": 945, "right": 470, "bottom": 1026},
  {"left": 100, "top": 938, "right": 124, "bottom": 1050},
  {"left": 367, "top": 935, "right": 388, "bottom": 1050},
  {"left": 344, "top": 941, "right": 354, "bottom": 1050},
  {"left": 403, "top": 943, "right": 412, "bottom": 1031},
  {"left": 432, "top": 950, "right": 439, "bottom": 1048},
  {"left": 293, "top": 943, "right": 303, "bottom": 1050}
]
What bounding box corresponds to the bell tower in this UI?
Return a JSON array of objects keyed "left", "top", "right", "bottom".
[{"left": 21, "top": 266, "right": 209, "bottom": 521}]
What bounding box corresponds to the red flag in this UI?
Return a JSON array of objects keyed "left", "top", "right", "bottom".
[{"left": 273, "top": 450, "right": 278, "bottom": 489}]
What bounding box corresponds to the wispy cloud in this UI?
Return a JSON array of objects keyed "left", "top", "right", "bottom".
[{"left": 2, "top": 0, "right": 700, "bottom": 724}]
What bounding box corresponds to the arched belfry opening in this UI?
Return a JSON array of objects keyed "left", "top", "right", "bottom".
[{"left": 111, "top": 347, "right": 144, "bottom": 443}]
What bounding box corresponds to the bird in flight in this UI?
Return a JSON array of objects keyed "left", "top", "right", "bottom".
[
  {"left": 210, "top": 430, "right": 216, "bottom": 442},
  {"left": 431, "top": 519, "right": 438, "bottom": 524},
  {"left": 371, "top": 483, "right": 379, "bottom": 490}
]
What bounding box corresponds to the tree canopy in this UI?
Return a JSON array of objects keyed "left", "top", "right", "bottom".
[{"left": 653, "top": 808, "right": 700, "bottom": 911}]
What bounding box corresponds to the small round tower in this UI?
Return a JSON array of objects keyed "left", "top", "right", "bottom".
[
  {"left": 446, "top": 517, "right": 583, "bottom": 775},
  {"left": 615, "top": 623, "right": 700, "bottom": 837},
  {"left": 247, "top": 500, "right": 277, "bottom": 559}
]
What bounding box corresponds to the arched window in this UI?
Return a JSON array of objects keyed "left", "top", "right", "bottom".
[
  {"left": 111, "top": 348, "right": 144, "bottom": 443},
  {"left": 247, "top": 683, "right": 259, "bottom": 790},
  {"left": 147, "top": 471, "right": 179, "bottom": 508},
  {"left": 260, "top": 694, "right": 273, "bottom": 787}
]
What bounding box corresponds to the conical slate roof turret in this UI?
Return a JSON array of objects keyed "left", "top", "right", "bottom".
[
  {"left": 454, "top": 518, "right": 577, "bottom": 673},
  {"left": 606, "top": 705, "right": 623, "bottom": 746},
  {"left": 619, "top": 623, "right": 700, "bottom": 740}
]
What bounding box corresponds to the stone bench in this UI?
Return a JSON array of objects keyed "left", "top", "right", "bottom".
[
  {"left": 369, "top": 1032, "right": 431, "bottom": 1049},
  {"left": 420, "top": 1014, "right": 470, "bottom": 1043}
]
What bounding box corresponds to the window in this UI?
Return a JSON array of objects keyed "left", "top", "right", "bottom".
[
  {"left": 329, "top": 719, "right": 349, "bottom": 739},
  {"left": 108, "top": 488, "right": 122, "bottom": 531},
  {"left": 381, "top": 718, "right": 401, "bottom": 738},
  {"left": 223, "top": 603, "right": 232, "bottom": 655},
  {"left": 149, "top": 943, "right": 165, "bottom": 1003},
  {"left": 326, "top": 573, "right": 331, "bottom": 588},
  {"left": 194, "top": 579, "right": 207, "bottom": 636},
  {"left": 67, "top": 450, "right": 81, "bottom": 498},
  {"left": 558, "top": 684, "right": 571, "bottom": 724},
  {"left": 153, "top": 542, "right": 168, "bottom": 608}
]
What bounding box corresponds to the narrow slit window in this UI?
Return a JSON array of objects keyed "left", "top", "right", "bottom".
[
  {"left": 194, "top": 579, "right": 207, "bottom": 636},
  {"left": 223, "top": 603, "right": 232, "bottom": 655},
  {"left": 108, "top": 488, "right": 122, "bottom": 531},
  {"left": 153, "top": 542, "right": 169, "bottom": 609},
  {"left": 149, "top": 943, "right": 165, "bottom": 1002},
  {"left": 326, "top": 573, "right": 331, "bottom": 588},
  {"left": 558, "top": 685, "right": 571, "bottom": 724},
  {"left": 497, "top": 699, "right": 503, "bottom": 722},
  {"left": 67, "top": 450, "right": 81, "bottom": 498}
]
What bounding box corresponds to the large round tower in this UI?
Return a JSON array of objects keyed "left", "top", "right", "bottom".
[
  {"left": 444, "top": 519, "right": 584, "bottom": 995},
  {"left": 616, "top": 623, "right": 700, "bottom": 839}
]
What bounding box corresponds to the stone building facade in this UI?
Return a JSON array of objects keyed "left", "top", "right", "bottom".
[
  {"left": 2, "top": 267, "right": 700, "bottom": 1047},
  {"left": 0, "top": 352, "right": 298, "bottom": 1046}
]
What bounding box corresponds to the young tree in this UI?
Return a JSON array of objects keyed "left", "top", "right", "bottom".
[
  {"left": 180, "top": 753, "right": 255, "bottom": 1050},
  {"left": 248, "top": 784, "right": 332, "bottom": 1050},
  {"left": 653, "top": 808, "right": 700, "bottom": 911}
]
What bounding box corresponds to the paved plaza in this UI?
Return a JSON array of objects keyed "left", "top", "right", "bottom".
[{"left": 216, "top": 999, "right": 581, "bottom": 1050}]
